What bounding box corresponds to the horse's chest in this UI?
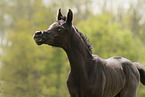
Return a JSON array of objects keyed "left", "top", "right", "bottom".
[{"left": 67, "top": 75, "right": 93, "bottom": 97}]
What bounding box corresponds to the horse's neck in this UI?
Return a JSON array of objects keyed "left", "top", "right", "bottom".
[{"left": 64, "top": 29, "right": 93, "bottom": 79}]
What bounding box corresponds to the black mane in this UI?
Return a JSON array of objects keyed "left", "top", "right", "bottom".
[{"left": 74, "top": 27, "right": 93, "bottom": 52}]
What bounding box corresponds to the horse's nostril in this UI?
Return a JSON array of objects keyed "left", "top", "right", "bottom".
[{"left": 35, "top": 31, "right": 42, "bottom": 36}]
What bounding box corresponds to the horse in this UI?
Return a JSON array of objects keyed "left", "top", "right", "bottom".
[{"left": 33, "top": 9, "right": 145, "bottom": 97}]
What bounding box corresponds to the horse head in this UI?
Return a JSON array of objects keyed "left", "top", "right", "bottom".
[{"left": 33, "top": 9, "right": 73, "bottom": 48}]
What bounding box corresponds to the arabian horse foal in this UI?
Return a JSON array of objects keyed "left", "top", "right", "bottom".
[{"left": 33, "top": 9, "right": 145, "bottom": 97}]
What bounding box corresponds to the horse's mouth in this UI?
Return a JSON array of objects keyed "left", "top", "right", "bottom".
[
  {"left": 35, "top": 38, "right": 44, "bottom": 45},
  {"left": 33, "top": 32, "right": 53, "bottom": 45},
  {"left": 33, "top": 36, "right": 45, "bottom": 45}
]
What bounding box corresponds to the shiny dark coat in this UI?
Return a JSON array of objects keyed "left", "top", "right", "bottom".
[{"left": 33, "top": 9, "right": 145, "bottom": 97}]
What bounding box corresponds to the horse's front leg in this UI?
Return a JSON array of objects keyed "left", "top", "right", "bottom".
[
  {"left": 67, "top": 76, "right": 79, "bottom": 97},
  {"left": 67, "top": 83, "right": 79, "bottom": 97}
]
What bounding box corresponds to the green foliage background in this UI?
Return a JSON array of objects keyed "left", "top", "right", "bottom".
[{"left": 0, "top": 0, "right": 145, "bottom": 97}]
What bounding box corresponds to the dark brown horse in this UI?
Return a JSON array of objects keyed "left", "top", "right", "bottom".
[{"left": 33, "top": 9, "right": 145, "bottom": 97}]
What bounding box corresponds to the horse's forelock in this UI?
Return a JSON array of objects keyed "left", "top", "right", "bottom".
[{"left": 59, "top": 16, "right": 66, "bottom": 21}]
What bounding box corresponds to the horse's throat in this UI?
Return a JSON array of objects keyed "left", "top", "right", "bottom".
[{"left": 64, "top": 44, "right": 92, "bottom": 77}]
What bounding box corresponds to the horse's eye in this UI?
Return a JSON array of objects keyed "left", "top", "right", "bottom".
[
  {"left": 58, "top": 28, "right": 61, "bottom": 32},
  {"left": 57, "top": 27, "right": 62, "bottom": 32}
]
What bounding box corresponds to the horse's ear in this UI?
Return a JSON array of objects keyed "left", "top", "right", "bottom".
[
  {"left": 66, "top": 9, "right": 73, "bottom": 24},
  {"left": 57, "top": 8, "right": 63, "bottom": 20}
]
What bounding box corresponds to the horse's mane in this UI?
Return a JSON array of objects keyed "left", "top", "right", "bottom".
[{"left": 74, "top": 27, "right": 93, "bottom": 52}]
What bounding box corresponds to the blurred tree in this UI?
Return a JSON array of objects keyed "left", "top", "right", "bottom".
[
  {"left": 47, "top": 0, "right": 93, "bottom": 24},
  {"left": 0, "top": 19, "right": 42, "bottom": 97},
  {"left": 77, "top": 13, "right": 143, "bottom": 61},
  {"left": 127, "top": 0, "right": 145, "bottom": 36},
  {"left": 0, "top": 0, "right": 70, "bottom": 96},
  {"left": 0, "top": 0, "right": 145, "bottom": 97},
  {"left": 0, "top": 0, "right": 10, "bottom": 47}
]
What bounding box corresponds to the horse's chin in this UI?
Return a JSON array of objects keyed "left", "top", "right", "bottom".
[
  {"left": 36, "top": 42, "right": 43, "bottom": 45},
  {"left": 33, "top": 36, "right": 45, "bottom": 45},
  {"left": 33, "top": 38, "right": 44, "bottom": 45}
]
